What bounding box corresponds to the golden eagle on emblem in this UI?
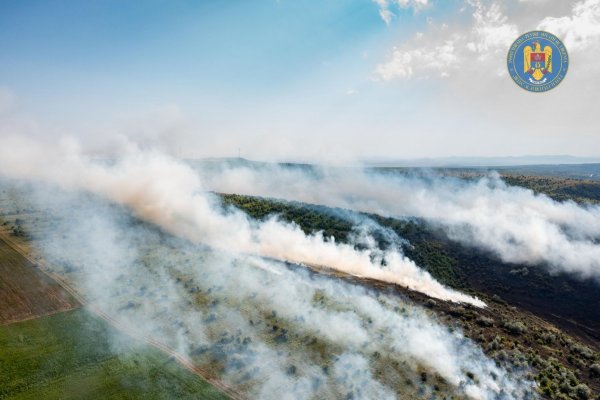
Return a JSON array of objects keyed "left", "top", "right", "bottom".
[{"left": 524, "top": 41, "right": 552, "bottom": 81}]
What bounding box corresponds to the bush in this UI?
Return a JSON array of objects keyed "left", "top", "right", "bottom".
[
  {"left": 558, "top": 381, "right": 573, "bottom": 395},
  {"left": 570, "top": 343, "right": 594, "bottom": 360},
  {"left": 476, "top": 316, "right": 494, "bottom": 327},
  {"left": 504, "top": 321, "right": 526, "bottom": 335},
  {"left": 540, "top": 332, "right": 556, "bottom": 345},
  {"left": 486, "top": 336, "right": 503, "bottom": 352},
  {"left": 574, "top": 383, "right": 590, "bottom": 399}
]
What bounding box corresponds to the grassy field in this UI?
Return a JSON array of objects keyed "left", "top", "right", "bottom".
[
  {"left": 0, "top": 234, "right": 77, "bottom": 325},
  {"left": 0, "top": 309, "right": 230, "bottom": 400}
]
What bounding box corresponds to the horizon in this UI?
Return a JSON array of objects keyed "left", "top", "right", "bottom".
[{"left": 188, "top": 154, "right": 600, "bottom": 167}]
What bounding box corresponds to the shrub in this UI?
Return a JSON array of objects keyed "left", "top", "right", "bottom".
[
  {"left": 476, "top": 316, "right": 494, "bottom": 327},
  {"left": 570, "top": 343, "right": 594, "bottom": 360},
  {"left": 574, "top": 383, "right": 591, "bottom": 400},
  {"left": 486, "top": 336, "right": 503, "bottom": 352},
  {"left": 540, "top": 332, "right": 556, "bottom": 345},
  {"left": 504, "top": 321, "right": 527, "bottom": 335},
  {"left": 558, "top": 381, "right": 573, "bottom": 395}
]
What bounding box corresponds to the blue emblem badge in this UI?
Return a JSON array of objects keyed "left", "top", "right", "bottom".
[{"left": 507, "top": 31, "right": 568, "bottom": 93}]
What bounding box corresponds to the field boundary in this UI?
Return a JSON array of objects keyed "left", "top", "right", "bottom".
[
  {"left": 1, "top": 308, "right": 76, "bottom": 327},
  {"left": 0, "top": 231, "right": 244, "bottom": 400}
]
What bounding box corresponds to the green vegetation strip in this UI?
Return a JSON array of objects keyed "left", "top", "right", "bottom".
[
  {"left": 220, "top": 193, "right": 463, "bottom": 289},
  {"left": 0, "top": 309, "right": 230, "bottom": 400}
]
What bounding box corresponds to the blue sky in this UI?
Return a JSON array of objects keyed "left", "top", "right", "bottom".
[
  {"left": 1, "top": 1, "right": 401, "bottom": 109},
  {"left": 0, "top": 0, "right": 599, "bottom": 160}
]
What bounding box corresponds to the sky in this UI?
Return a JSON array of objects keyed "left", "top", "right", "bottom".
[{"left": 0, "top": 0, "right": 599, "bottom": 161}]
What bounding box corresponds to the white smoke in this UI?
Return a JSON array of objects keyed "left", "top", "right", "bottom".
[
  {"left": 0, "top": 183, "right": 534, "bottom": 399},
  {"left": 199, "top": 162, "right": 600, "bottom": 280},
  {"left": 0, "top": 134, "right": 482, "bottom": 306}
]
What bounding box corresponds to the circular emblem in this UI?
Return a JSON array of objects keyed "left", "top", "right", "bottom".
[{"left": 507, "top": 31, "right": 568, "bottom": 93}]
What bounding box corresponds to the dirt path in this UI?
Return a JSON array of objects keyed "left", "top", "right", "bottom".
[{"left": 0, "top": 231, "right": 244, "bottom": 400}]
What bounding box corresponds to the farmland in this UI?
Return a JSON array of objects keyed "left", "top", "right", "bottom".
[
  {"left": 0, "top": 232, "right": 77, "bottom": 325},
  {"left": 0, "top": 191, "right": 231, "bottom": 400},
  {"left": 0, "top": 309, "right": 230, "bottom": 400}
]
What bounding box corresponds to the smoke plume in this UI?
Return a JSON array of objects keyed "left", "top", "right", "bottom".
[
  {"left": 0, "top": 182, "right": 535, "bottom": 399},
  {"left": 199, "top": 162, "right": 600, "bottom": 280},
  {"left": 0, "top": 135, "right": 482, "bottom": 306}
]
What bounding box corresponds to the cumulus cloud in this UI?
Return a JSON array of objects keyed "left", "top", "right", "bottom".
[
  {"left": 370, "top": 0, "right": 600, "bottom": 152},
  {"left": 537, "top": 0, "right": 600, "bottom": 51},
  {"left": 374, "top": 0, "right": 600, "bottom": 81},
  {"left": 466, "top": 1, "right": 518, "bottom": 56},
  {"left": 375, "top": 0, "right": 517, "bottom": 80},
  {"left": 375, "top": 36, "right": 460, "bottom": 80}
]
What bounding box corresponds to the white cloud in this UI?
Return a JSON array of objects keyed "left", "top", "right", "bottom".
[
  {"left": 375, "top": 1, "right": 515, "bottom": 80},
  {"left": 373, "top": 0, "right": 430, "bottom": 25},
  {"left": 367, "top": 0, "right": 600, "bottom": 158},
  {"left": 375, "top": 38, "right": 460, "bottom": 80},
  {"left": 375, "top": 0, "right": 600, "bottom": 81},
  {"left": 537, "top": 0, "right": 600, "bottom": 51},
  {"left": 466, "top": 1, "right": 518, "bottom": 56},
  {"left": 396, "top": 0, "right": 430, "bottom": 9},
  {"left": 379, "top": 8, "right": 395, "bottom": 25},
  {"left": 375, "top": 0, "right": 600, "bottom": 80},
  {"left": 373, "top": 0, "right": 394, "bottom": 25}
]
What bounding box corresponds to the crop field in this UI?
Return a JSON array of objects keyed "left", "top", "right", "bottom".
[
  {"left": 0, "top": 308, "right": 230, "bottom": 400},
  {"left": 0, "top": 233, "right": 77, "bottom": 325}
]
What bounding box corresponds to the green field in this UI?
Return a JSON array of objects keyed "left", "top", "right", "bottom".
[{"left": 0, "top": 309, "right": 229, "bottom": 400}]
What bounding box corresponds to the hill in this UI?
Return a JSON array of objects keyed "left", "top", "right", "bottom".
[{"left": 220, "top": 192, "right": 600, "bottom": 399}]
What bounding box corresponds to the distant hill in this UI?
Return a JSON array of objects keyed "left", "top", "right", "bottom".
[{"left": 361, "top": 155, "right": 600, "bottom": 168}]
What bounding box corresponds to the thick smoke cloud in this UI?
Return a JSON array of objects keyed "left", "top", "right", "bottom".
[
  {"left": 0, "top": 135, "right": 482, "bottom": 306},
  {"left": 199, "top": 162, "right": 600, "bottom": 280},
  {"left": 0, "top": 183, "right": 535, "bottom": 399}
]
